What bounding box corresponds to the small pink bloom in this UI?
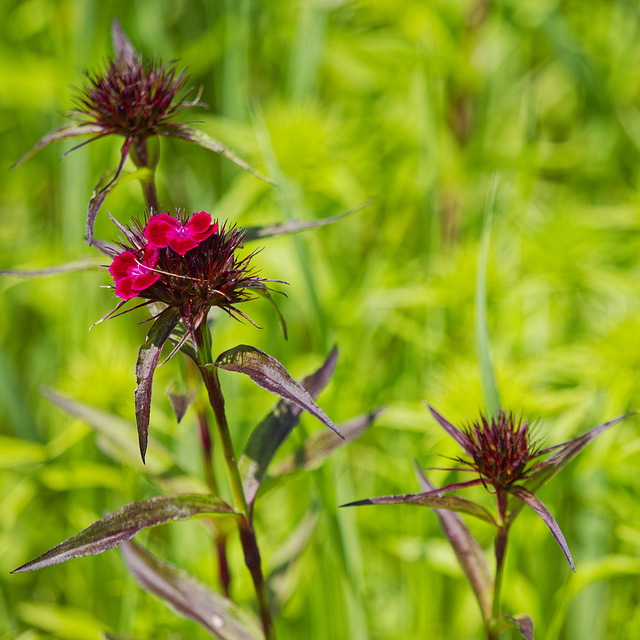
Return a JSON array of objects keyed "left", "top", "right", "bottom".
[
  {"left": 109, "top": 245, "right": 160, "bottom": 300},
  {"left": 144, "top": 211, "right": 218, "bottom": 255}
]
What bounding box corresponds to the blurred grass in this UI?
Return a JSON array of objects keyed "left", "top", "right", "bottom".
[{"left": 2, "top": 0, "right": 640, "bottom": 638}]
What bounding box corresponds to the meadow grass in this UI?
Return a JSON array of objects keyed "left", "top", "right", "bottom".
[{"left": 2, "top": 1, "right": 640, "bottom": 638}]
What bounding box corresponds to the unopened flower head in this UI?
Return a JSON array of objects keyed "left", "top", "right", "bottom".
[
  {"left": 456, "top": 410, "right": 540, "bottom": 490},
  {"left": 108, "top": 209, "right": 277, "bottom": 331},
  {"left": 73, "top": 50, "right": 197, "bottom": 143}
]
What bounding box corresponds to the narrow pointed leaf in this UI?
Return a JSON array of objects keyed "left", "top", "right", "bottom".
[
  {"left": 426, "top": 404, "right": 472, "bottom": 451},
  {"left": 415, "top": 465, "right": 493, "bottom": 621},
  {"left": 0, "top": 258, "right": 102, "bottom": 278},
  {"left": 12, "top": 494, "right": 236, "bottom": 573},
  {"left": 511, "top": 486, "right": 575, "bottom": 571},
  {"left": 243, "top": 199, "right": 375, "bottom": 242},
  {"left": 475, "top": 173, "right": 500, "bottom": 418},
  {"left": 121, "top": 540, "right": 263, "bottom": 640},
  {"left": 42, "top": 388, "right": 174, "bottom": 473},
  {"left": 251, "top": 284, "right": 287, "bottom": 339},
  {"left": 212, "top": 345, "right": 341, "bottom": 438},
  {"left": 239, "top": 347, "right": 338, "bottom": 508},
  {"left": 272, "top": 408, "right": 383, "bottom": 475},
  {"left": 12, "top": 123, "right": 104, "bottom": 169},
  {"left": 87, "top": 139, "right": 132, "bottom": 244},
  {"left": 111, "top": 19, "right": 136, "bottom": 65},
  {"left": 509, "top": 412, "right": 633, "bottom": 521},
  {"left": 135, "top": 307, "right": 182, "bottom": 462},
  {"left": 343, "top": 491, "right": 498, "bottom": 527},
  {"left": 172, "top": 126, "right": 275, "bottom": 186}
]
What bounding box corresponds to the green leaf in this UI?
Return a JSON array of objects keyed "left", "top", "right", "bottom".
[
  {"left": 12, "top": 494, "right": 237, "bottom": 573},
  {"left": 239, "top": 347, "right": 338, "bottom": 510},
  {"left": 212, "top": 344, "right": 341, "bottom": 438},
  {"left": 243, "top": 199, "right": 375, "bottom": 242},
  {"left": 11, "top": 123, "right": 104, "bottom": 169},
  {"left": 172, "top": 125, "right": 275, "bottom": 186},
  {"left": 251, "top": 283, "right": 287, "bottom": 340},
  {"left": 135, "top": 307, "right": 182, "bottom": 462},
  {"left": 475, "top": 173, "right": 500, "bottom": 419},
  {"left": 121, "top": 540, "right": 263, "bottom": 640},
  {"left": 0, "top": 257, "right": 102, "bottom": 278}
]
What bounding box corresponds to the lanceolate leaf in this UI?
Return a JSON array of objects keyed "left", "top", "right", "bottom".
[
  {"left": 272, "top": 408, "right": 383, "bottom": 475},
  {"left": 508, "top": 412, "right": 633, "bottom": 521},
  {"left": 415, "top": 465, "right": 493, "bottom": 622},
  {"left": 243, "top": 199, "right": 375, "bottom": 242},
  {"left": 172, "top": 126, "right": 275, "bottom": 186},
  {"left": 251, "top": 284, "right": 287, "bottom": 340},
  {"left": 111, "top": 19, "right": 136, "bottom": 66},
  {"left": 121, "top": 540, "right": 263, "bottom": 640},
  {"left": 239, "top": 348, "right": 338, "bottom": 510},
  {"left": 12, "top": 123, "right": 105, "bottom": 169},
  {"left": 135, "top": 307, "right": 182, "bottom": 462},
  {"left": 510, "top": 486, "right": 575, "bottom": 571},
  {"left": 0, "top": 258, "right": 103, "bottom": 278},
  {"left": 343, "top": 492, "right": 498, "bottom": 527},
  {"left": 12, "top": 494, "right": 236, "bottom": 573},
  {"left": 212, "top": 345, "right": 342, "bottom": 438}
]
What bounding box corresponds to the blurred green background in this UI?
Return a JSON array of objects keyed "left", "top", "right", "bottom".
[{"left": 2, "top": 0, "right": 640, "bottom": 638}]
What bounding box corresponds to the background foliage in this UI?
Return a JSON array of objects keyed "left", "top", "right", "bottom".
[{"left": 2, "top": 0, "right": 640, "bottom": 638}]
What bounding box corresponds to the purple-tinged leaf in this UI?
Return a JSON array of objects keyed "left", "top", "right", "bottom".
[
  {"left": 272, "top": 408, "right": 382, "bottom": 475},
  {"left": 0, "top": 258, "right": 102, "bottom": 278},
  {"left": 121, "top": 540, "right": 263, "bottom": 640},
  {"left": 426, "top": 404, "right": 472, "bottom": 452},
  {"left": 510, "top": 486, "right": 575, "bottom": 571},
  {"left": 239, "top": 348, "right": 338, "bottom": 510},
  {"left": 167, "top": 383, "right": 198, "bottom": 423},
  {"left": 415, "top": 465, "right": 493, "bottom": 621},
  {"left": 509, "top": 412, "right": 634, "bottom": 521},
  {"left": 135, "top": 307, "right": 182, "bottom": 462},
  {"left": 243, "top": 199, "right": 375, "bottom": 242},
  {"left": 111, "top": 19, "right": 136, "bottom": 66},
  {"left": 12, "top": 123, "right": 104, "bottom": 169},
  {"left": 42, "top": 388, "right": 174, "bottom": 474},
  {"left": 87, "top": 139, "right": 132, "bottom": 244},
  {"left": 12, "top": 494, "right": 236, "bottom": 573},
  {"left": 343, "top": 490, "right": 498, "bottom": 527},
  {"left": 171, "top": 126, "right": 275, "bottom": 186},
  {"left": 212, "top": 345, "right": 342, "bottom": 438},
  {"left": 496, "top": 615, "right": 535, "bottom": 640}
]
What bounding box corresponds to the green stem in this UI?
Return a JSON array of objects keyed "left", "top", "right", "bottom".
[
  {"left": 130, "top": 135, "right": 160, "bottom": 212},
  {"left": 194, "top": 324, "right": 276, "bottom": 640},
  {"left": 488, "top": 490, "right": 510, "bottom": 639}
]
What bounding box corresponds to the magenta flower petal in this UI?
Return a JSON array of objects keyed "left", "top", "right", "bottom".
[
  {"left": 186, "top": 211, "right": 218, "bottom": 242},
  {"left": 110, "top": 246, "right": 160, "bottom": 300},
  {"left": 144, "top": 215, "right": 180, "bottom": 247},
  {"left": 165, "top": 235, "right": 199, "bottom": 255}
]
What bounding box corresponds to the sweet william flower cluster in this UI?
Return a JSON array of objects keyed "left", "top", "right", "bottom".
[{"left": 107, "top": 209, "right": 276, "bottom": 332}]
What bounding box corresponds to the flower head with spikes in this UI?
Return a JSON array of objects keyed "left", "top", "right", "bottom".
[
  {"left": 106, "top": 209, "right": 281, "bottom": 337},
  {"left": 14, "top": 20, "right": 272, "bottom": 245}
]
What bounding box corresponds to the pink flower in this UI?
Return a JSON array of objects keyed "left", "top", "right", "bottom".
[
  {"left": 144, "top": 211, "right": 218, "bottom": 255},
  {"left": 109, "top": 245, "right": 160, "bottom": 300}
]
